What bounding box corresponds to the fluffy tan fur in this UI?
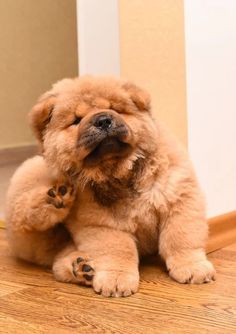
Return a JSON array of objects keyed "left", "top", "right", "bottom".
[{"left": 6, "top": 76, "right": 215, "bottom": 297}]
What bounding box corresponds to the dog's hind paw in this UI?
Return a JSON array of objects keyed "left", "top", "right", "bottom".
[{"left": 72, "top": 257, "right": 95, "bottom": 286}]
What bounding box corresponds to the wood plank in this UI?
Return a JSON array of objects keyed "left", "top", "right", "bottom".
[
  {"left": 0, "top": 230, "right": 236, "bottom": 333},
  {"left": 0, "top": 316, "right": 49, "bottom": 334},
  {"left": 207, "top": 211, "right": 236, "bottom": 253},
  {"left": 0, "top": 281, "right": 28, "bottom": 298},
  {"left": 0, "top": 144, "right": 38, "bottom": 166},
  {"left": 0, "top": 282, "right": 235, "bottom": 334}
]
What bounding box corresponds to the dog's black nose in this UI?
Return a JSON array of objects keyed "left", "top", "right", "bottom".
[{"left": 94, "top": 114, "right": 112, "bottom": 130}]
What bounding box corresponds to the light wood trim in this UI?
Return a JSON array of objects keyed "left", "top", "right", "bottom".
[
  {"left": 0, "top": 145, "right": 38, "bottom": 167},
  {"left": 207, "top": 211, "right": 236, "bottom": 253}
]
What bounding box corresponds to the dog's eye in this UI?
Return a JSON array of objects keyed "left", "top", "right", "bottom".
[{"left": 72, "top": 117, "right": 82, "bottom": 126}]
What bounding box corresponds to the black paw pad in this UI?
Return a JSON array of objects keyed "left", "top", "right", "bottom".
[
  {"left": 76, "top": 257, "right": 84, "bottom": 264},
  {"left": 48, "top": 188, "right": 56, "bottom": 198},
  {"left": 82, "top": 264, "right": 93, "bottom": 272},
  {"left": 84, "top": 274, "right": 93, "bottom": 281},
  {"left": 72, "top": 262, "right": 77, "bottom": 277},
  {"left": 58, "top": 185, "right": 67, "bottom": 196}
]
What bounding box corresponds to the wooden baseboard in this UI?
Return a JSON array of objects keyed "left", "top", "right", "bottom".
[
  {"left": 207, "top": 211, "right": 236, "bottom": 253},
  {"left": 0, "top": 144, "right": 39, "bottom": 166}
]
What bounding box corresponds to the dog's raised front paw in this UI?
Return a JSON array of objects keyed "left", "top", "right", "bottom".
[
  {"left": 47, "top": 182, "right": 75, "bottom": 209},
  {"left": 93, "top": 270, "right": 139, "bottom": 297},
  {"left": 167, "top": 257, "right": 216, "bottom": 284}
]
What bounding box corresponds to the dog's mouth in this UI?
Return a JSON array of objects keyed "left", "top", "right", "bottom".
[
  {"left": 84, "top": 136, "right": 132, "bottom": 166},
  {"left": 77, "top": 113, "right": 134, "bottom": 166}
]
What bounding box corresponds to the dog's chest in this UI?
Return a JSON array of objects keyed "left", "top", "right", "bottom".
[
  {"left": 68, "top": 188, "right": 160, "bottom": 255},
  {"left": 111, "top": 199, "right": 160, "bottom": 255},
  {"left": 131, "top": 196, "right": 160, "bottom": 255}
]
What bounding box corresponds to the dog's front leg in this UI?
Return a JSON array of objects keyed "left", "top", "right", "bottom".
[
  {"left": 158, "top": 202, "right": 216, "bottom": 284},
  {"left": 73, "top": 227, "right": 139, "bottom": 297}
]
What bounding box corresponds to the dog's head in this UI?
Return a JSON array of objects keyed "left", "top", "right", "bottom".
[{"left": 29, "top": 76, "right": 158, "bottom": 186}]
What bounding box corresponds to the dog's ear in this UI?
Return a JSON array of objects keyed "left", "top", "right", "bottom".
[
  {"left": 29, "top": 92, "right": 57, "bottom": 143},
  {"left": 122, "top": 82, "right": 151, "bottom": 112}
]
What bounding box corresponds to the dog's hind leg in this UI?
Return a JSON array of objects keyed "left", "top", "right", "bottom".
[
  {"left": 52, "top": 243, "right": 95, "bottom": 286},
  {"left": 8, "top": 224, "right": 71, "bottom": 267}
]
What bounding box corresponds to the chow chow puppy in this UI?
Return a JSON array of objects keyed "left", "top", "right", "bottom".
[{"left": 6, "top": 76, "right": 216, "bottom": 297}]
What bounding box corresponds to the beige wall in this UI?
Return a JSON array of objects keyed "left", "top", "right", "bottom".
[
  {"left": 119, "top": 0, "right": 187, "bottom": 145},
  {"left": 0, "top": 0, "right": 78, "bottom": 149}
]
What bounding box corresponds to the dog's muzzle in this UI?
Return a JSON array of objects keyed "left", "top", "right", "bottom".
[
  {"left": 93, "top": 113, "right": 113, "bottom": 131},
  {"left": 77, "top": 111, "right": 134, "bottom": 165}
]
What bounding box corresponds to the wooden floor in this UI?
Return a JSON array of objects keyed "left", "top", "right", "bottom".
[{"left": 0, "top": 230, "right": 236, "bottom": 333}]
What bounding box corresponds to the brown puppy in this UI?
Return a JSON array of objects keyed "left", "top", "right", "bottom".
[{"left": 6, "top": 76, "right": 216, "bottom": 297}]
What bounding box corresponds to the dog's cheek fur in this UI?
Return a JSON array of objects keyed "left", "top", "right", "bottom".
[
  {"left": 29, "top": 94, "right": 57, "bottom": 145},
  {"left": 122, "top": 112, "right": 159, "bottom": 154}
]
